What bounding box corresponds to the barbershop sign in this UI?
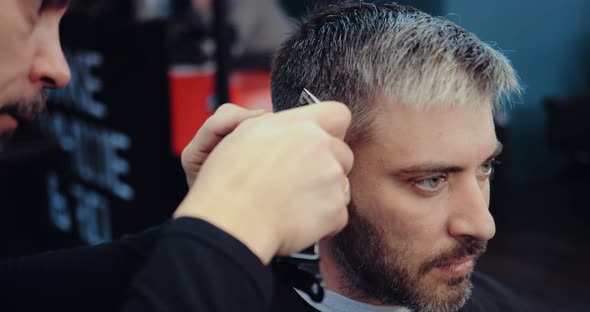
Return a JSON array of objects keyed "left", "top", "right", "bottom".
[{"left": 39, "top": 16, "right": 182, "bottom": 246}]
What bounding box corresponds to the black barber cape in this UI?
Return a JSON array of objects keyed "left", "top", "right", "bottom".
[
  {"left": 0, "top": 218, "right": 273, "bottom": 312},
  {"left": 271, "top": 271, "right": 527, "bottom": 312}
]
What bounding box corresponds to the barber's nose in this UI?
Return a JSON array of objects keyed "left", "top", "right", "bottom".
[
  {"left": 447, "top": 179, "right": 496, "bottom": 242},
  {"left": 30, "top": 38, "right": 71, "bottom": 89}
]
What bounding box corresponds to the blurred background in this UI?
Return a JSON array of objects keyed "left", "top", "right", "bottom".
[{"left": 0, "top": 0, "right": 588, "bottom": 310}]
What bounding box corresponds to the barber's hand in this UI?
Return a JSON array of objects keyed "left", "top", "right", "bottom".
[
  {"left": 174, "top": 102, "right": 353, "bottom": 264},
  {"left": 181, "top": 104, "right": 268, "bottom": 188}
]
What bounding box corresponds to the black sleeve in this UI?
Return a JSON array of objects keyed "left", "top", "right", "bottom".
[
  {"left": 122, "top": 217, "right": 274, "bottom": 312},
  {"left": 0, "top": 226, "right": 160, "bottom": 312}
]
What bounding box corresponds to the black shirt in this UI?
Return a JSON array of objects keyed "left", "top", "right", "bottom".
[{"left": 1, "top": 217, "right": 273, "bottom": 312}]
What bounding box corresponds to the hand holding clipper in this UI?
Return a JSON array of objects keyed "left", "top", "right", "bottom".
[
  {"left": 290, "top": 88, "right": 324, "bottom": 261},
  {"left": 273, "top": 88, "right": 351, "bottom": 303}
]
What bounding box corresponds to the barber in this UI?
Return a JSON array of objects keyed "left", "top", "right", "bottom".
[{"left": 0, "top": 1, "right": 353, "bottom": 311}]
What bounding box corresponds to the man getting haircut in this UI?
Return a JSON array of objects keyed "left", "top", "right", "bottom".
[{"left": 271, "top": 2, "right": 521, "bottom": 312}]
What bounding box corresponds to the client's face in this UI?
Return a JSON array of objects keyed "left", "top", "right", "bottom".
[{"left": 330, "top": 97, "right": 500, "bottom": 312}]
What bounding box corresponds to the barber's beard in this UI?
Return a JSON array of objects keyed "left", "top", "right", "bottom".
[
  {"left": 0, "top": 92, "right": 47, "bottom": 118},
  {"left": 0, "top": 131, "right": 12, "bottom": 152},
  {"left": 329, "top": 202, "right": 487, "bottom": 312},
  {"left": 0, "top": 93, "right": 47, "bottom": 150}
]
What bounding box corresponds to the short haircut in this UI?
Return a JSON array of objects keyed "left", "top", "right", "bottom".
[{"left": 271, "top": 2, "right": 521, "bottom": 146}]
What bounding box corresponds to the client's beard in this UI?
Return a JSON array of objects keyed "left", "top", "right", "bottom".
[{"left": 328, "top": 201, "right": 487, "bottom": 312}]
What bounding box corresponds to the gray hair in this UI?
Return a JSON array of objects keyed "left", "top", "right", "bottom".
[{"left": 271, "top": 2, "right": 521, "bottom": 146}]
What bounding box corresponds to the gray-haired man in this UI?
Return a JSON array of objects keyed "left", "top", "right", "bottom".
[{"left": 271, "top": 3, "right": 522, "bottom": 312}]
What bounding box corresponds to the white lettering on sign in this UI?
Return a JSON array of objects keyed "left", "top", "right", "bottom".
[
  {"left": 46, "top": 171, "right": 72, "bottom": 232},
  {"left": 39, "top": 111, "right": 134, "bottom": 201},
  {"left": 41, "top": 50, "right": 137, "bottom": 244},
  {"left": 49, "top": 50, "right": 107, "bottom": 119},
  {"left": 71, "top": 183, "right": 112, "bottom": 245}
]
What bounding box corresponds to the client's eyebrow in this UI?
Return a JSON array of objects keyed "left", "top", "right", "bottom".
[
  {"left": 392, "top": 141, "right": 504, "bottom": 177},
  {"left": 485, "top": 141, "right": 503, "bottom": 163}
]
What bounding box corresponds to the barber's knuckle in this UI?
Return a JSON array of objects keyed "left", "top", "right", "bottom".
[
  {"left": 336, "top": 206, "right": 349, "bottom": 230},
  {"left": 341, "top": 187, "right": 351, "bottom": 206},
  {"left": 347, "top": 147, "right": 354, "bottom": 163},
  {"left": 216, "top": 103, "right": 239, "bottom": 114},
  {"left": 180, "top": 148, "right": 191, "bottom": 167},
  {"left": 212, "top": 105, "right": 239, "bottom": 124}
]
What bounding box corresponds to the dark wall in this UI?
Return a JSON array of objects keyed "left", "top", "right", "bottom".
[{"left": 444, "top": 0, "right": 590, "bottom": 187}]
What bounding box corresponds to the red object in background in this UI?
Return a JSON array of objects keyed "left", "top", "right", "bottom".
[{"left": 168, "top": 66, "right": 273, "bottom": 157}]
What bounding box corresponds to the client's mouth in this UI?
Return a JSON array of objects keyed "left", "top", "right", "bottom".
[{"left": 434, "top": 256, "right": 476, "bottom": 277}]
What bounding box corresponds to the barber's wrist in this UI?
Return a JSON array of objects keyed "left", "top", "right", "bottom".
[{"left": 173, "top": 197, "right": 279, "bottom": 265}]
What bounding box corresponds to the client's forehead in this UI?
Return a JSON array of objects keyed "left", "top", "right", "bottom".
[{"left": 362, "top": 96, "right": 497, "bottom": 168}]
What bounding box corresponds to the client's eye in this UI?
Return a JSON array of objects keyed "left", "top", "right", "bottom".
[
  {"left": 479, "top": 159, "right": 500, "bottom": 178},
  {"left": 480, "top": 162, "right": 493, "bottom": 174},
  {"left": 414, "top": 175, "right": 446, "bottom": 191}
]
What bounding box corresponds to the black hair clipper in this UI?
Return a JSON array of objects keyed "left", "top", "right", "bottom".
[{"left": 271, "top": 88, "right": 324, "bottom": 302}]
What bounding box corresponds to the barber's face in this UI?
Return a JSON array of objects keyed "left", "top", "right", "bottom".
[
  {"left": 0, "top": 0, "right": 70, "bottom": 140},
  {"left": 331, "top": 97, "right": 499, "bottom": 312}
]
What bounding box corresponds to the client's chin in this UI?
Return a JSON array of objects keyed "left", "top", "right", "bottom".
[{"left": 413, "top": 271, "right": 473, "bottom": 312}]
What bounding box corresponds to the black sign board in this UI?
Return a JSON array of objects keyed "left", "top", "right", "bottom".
[{"left": 37, "top": 15, "right": 185, "bottom": 248}]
